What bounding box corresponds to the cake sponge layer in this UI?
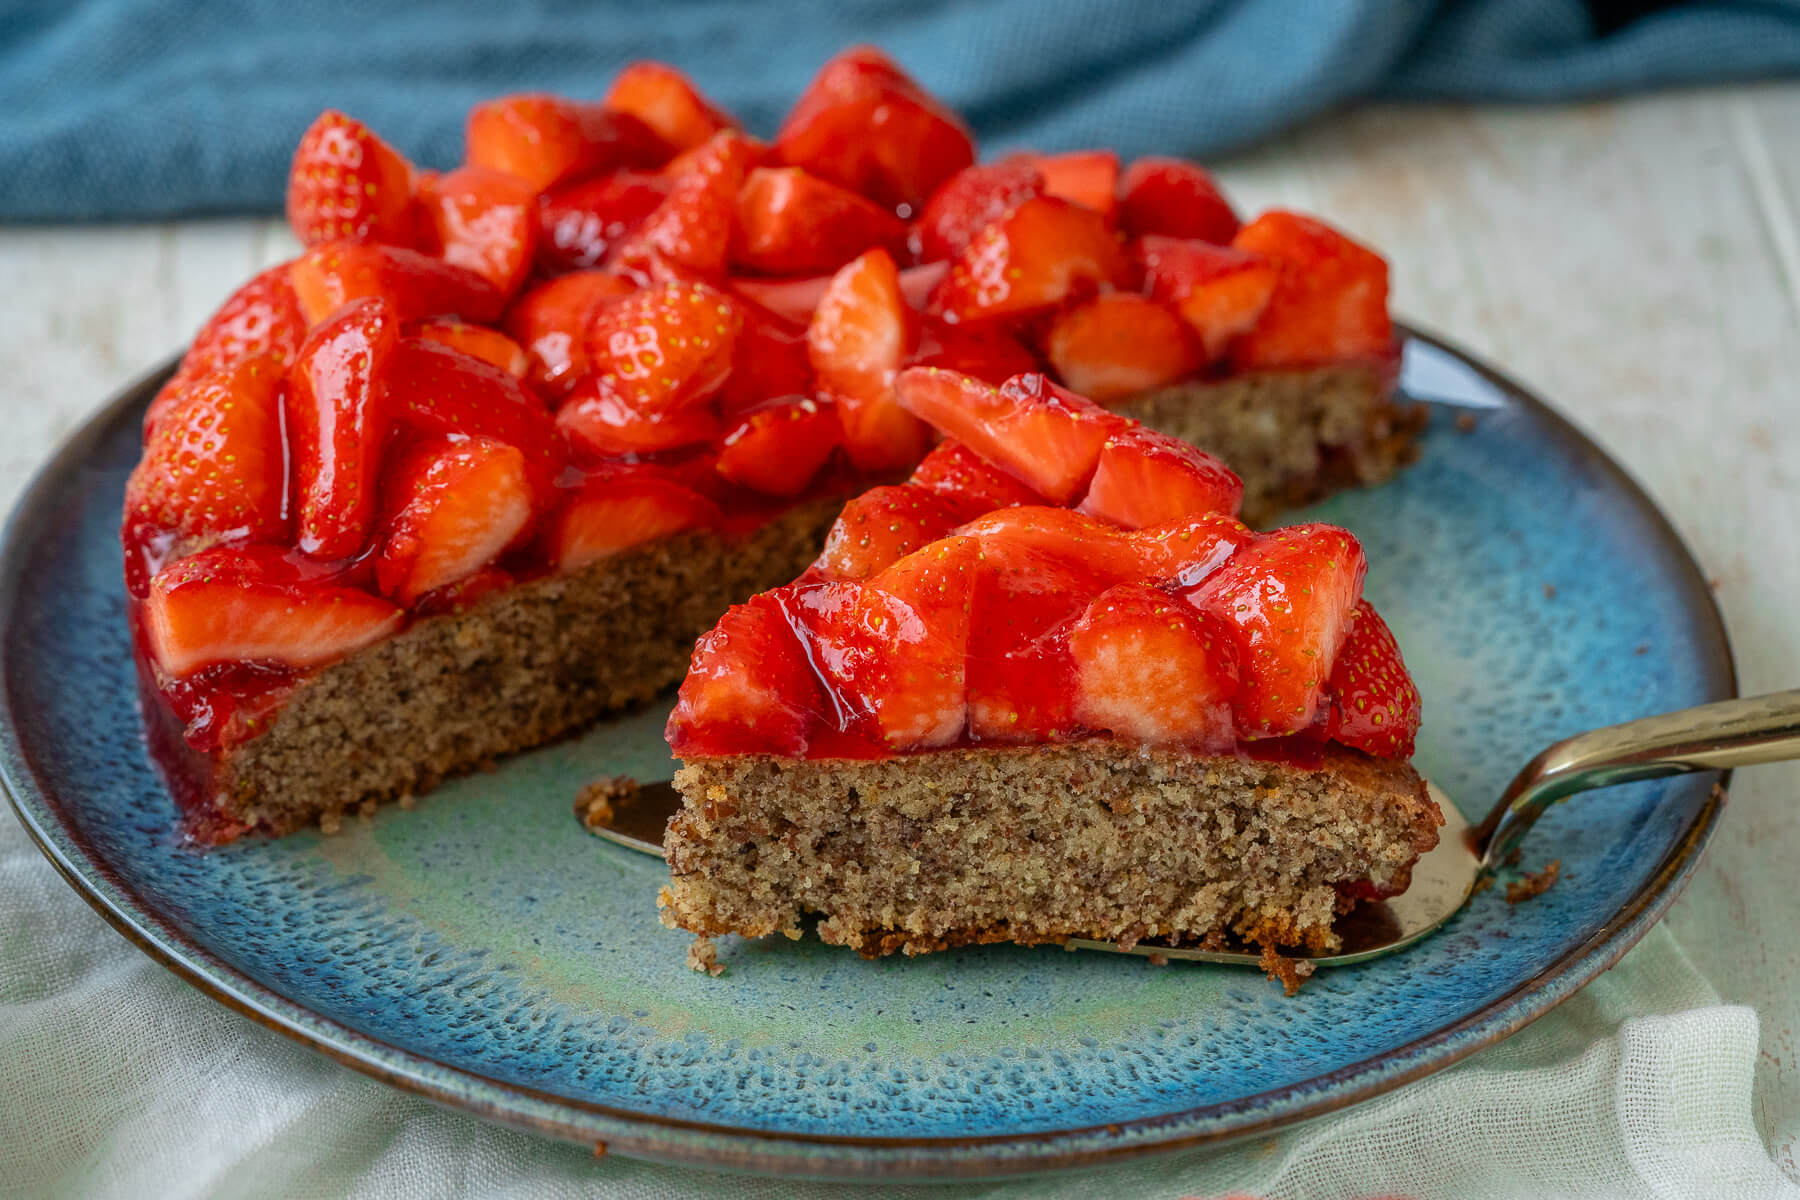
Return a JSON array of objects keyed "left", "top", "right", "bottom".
[{"left": 661, "top": 741, "right": 1442, "bottom": 958}]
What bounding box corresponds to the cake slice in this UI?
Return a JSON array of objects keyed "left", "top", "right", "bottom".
[
  {"left": 660, "top": 367, "right": 1440, "bottom": 968},
  {"left": 125, "top": 49, "right": 1421, "bottom": 842}
]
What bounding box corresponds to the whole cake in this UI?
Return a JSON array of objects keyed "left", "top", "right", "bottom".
[
  {"left": 660, "top": 367, "right": 1440, "bottom": 971},
  {"left": 123, "top": 47, "right": 1420, "bottom": 841}
]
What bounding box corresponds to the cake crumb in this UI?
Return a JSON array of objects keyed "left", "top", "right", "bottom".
[
  {"left": 1455, "top": 412, "right": 1478, "bottom": 433},
  {"left": 1506, "top": 859, "right": 1561, "bottom": 904},
  {"left": 318, "top": 809, "right": 343, "bottom": 835},
  {"left": 687, "top": 935, "right": 726, "bottom": 977},
  {"left": 1259, "top": 943, "right": 1315, "bottom": 996},
  {"left": 357, "top": 797, "right": 378, "bottom": 819},
  {"left": 1542, "top": 583, "right": 1557, "bottom": 599},
  {"left": 397, "top": 792, "right": 417, "bottom": 810},
  {"left": 1634, "top": 644, "right": 1649, "bottom": 656},
  {"left": 1472, "top": 873, "right": 1494, "bottom": 895},
  {"left": 574, "top": 775, "right": 642, "bottom": 832},
  {"left": 1146, "top": 952, "right": 1170, "bottom": 967}
]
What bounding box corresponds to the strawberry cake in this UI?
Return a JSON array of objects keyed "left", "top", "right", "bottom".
[
  {"left": 123, "top": 48, "right": 1419, "bottom": 841},
  {"left": 660, "top": 367, "right": 1440, "bottom": 966}
]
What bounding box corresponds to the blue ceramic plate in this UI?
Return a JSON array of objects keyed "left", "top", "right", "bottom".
[{"left": 1, "top": 330, "right": 1732, "bottom": 1181}]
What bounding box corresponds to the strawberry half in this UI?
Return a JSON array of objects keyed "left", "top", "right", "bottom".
[
  {"left": 1230, "top": 211, "right": 1393, "bottom": 368},
  {"left": 503, "top": 270, "right": 637, "bottom": 396},
  {"left": 286, "top": 297, "right": 399, "bottom": 560},
  {"left": 1021, "top": 150, "right": 1118, "bottom": 221},
  {"left": 290, "top": 242, "right": 504, "bottom": 327},
  {"left": 1328, "top": 600, "right": 1422, "bottom": 758},
  {"left": 715, "top": 398, "right": 843, "bottom": 497},
  {"left": 907, "top": 441, "right": 1044, "bottom": 519},
  {"left": 908, "top": 319, "right": 1039, "bottom": 385},
  {"left": 388, "top": 338, "right": 565, "bottom": 500},
  {"left": 124, "top": 357, "right": 289, "bottom": 592},
  {"left": 149, "top": 264, "right": 308, "bottom": 435},
  {"left": 913, "top": 161, "right": 1045, "bottom": 263},
  {"left": 1119, "top": 157, "right": 1240, "bottom": 245},
  {"left": 927, "top": 195, "right": 1128, "bottom": 324},
  {"left": 285, "top": 110, "right": 416, "bottom": 248},
  {"left": 1042, "top": 292, "right": 1201, "bottom": 402},
  {"left": 963, "top": 538, "right": 1098, "bottom": 743},
  {"left": 1130, "top": 511, "right": 1254, "bottom": 590},
  {"left": 613, "top": 129, "right": 758, "bottom": 277},
  {"left": 720, "top": 299, "right": 814, "bottom": 413},
  {"left": 1189, "top": 524, "right": 1367, "bottom": 737},
  {"left": 375, "top": 436, "right": 535, "bottom": 605},
  {"left": 143, "top": 544, "right": 401, "bottom": 678},
  {"left": 546, "top": 468, "right": 720, "bottom": 572},
  {"left": 774, "top": 46, "right": 975, "bottom": 213},
  {"left": 585, "top": 280, "right": 742, "bottom": 414},
  {"left": 535, "top": 170, "right": 670, "bottom": 272},
  {"left": 955, "top": 506, "right": 1154, "bottom": 588},
  {"left": 811, "top": 483, "right": 965, "bottom": 581},
  {"left": 894, "top": 368, "right": 1120, "bottom": 502},
  {"left": 1067, "top": 581, "right": 1237, "bottom": 750},
  {"left": 603, "top": 62, "right": 736, "bottom": 154},
  {"left": 807, "top": 248, "right": 928, "bottom": 472},
  {"left": 465, "top": 93, "right": 669, "bottom": 192},
  {"left": 1138, "top": 236, "right": 1278, "bottom": 361},
  {"left": 1077, "top": 426, "right": 1244, "bottom": 529},
  {"left": 556, "top": 378, "right": 721, "bottom": 457},
  {"left": 733, "top": 167, "right": 907, "bottom": 277},
  {"left": 667, "top": 593, "right": 823, "bottom": 758},
  {"left": 409, "top": 319, "right": 528, "bottom": 377},
  {"left": 417, "top": 165, "right": 537, "bottom": 299}
]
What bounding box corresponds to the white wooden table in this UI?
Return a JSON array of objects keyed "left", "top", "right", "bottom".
[{"left": 3, "top": 82, "right": 1798, "bottom": 1177}]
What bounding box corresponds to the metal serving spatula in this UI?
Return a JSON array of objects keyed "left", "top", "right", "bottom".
[{"left": 582, "top": 690, "right": 1800, "bottom": 968}]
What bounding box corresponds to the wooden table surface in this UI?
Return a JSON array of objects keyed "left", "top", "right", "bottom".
[{"left": 2, "top": 81, "right": 1797, "bottom": 1171}]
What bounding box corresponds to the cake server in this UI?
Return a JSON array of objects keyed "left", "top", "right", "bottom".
[{"left": 582, "top": 689, "right": 1800, "bottom": 968}]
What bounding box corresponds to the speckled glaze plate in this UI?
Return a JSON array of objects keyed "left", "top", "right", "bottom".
[{"left": 1, "top": 328, "right": 1733, "bottom": 1181}]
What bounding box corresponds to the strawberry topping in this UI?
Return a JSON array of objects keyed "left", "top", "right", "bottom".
[
  {"left": 1328, "top": 600, "right": 1423, "bottom": 758},
  {"left": 286, "top": 110, "right": 416, "bottom": 248},
  {"left": 286, "top": 297, "right": 399, "bottom": 560}
]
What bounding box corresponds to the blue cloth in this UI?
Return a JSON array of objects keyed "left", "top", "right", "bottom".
[{"left": 1, "top": 0, "right": 1797, "bottom": 221}]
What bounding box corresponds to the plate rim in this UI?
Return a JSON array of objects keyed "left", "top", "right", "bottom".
[{"left": 0, "top": 326, "right": 1737, "bottom": 1180}]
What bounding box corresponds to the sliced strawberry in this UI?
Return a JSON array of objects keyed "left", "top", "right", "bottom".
[
  {"left": 807, "top": 248, "right": 928, "bottom": 472},
  {"left": 375, "top": 436, "right": 534, "bottom": 606},
  {"left": 1189, "top": 524, "right": 1367, "bottom": 737},
  {"left": 416, "top": 165, "right": 537, "bottom": 298},
  {"left": 535, "top": 170, "right": 670, "bottom": 272},
  {"left": 1138, "top": 235, "right": 1279, "bottom": 361},
  {"left": 603, "top": 62, "right": 736, "bottom": 154},
  {"left": 955, "top": 505, "right": 1153, "bottom": 586},
  {"left": 1042, "top": 292, "right": 1201, "bottom": 402},
  {"left": 555, "top": 378, "right": 721, "bottom": 457},
  {"left": 285, "top": 297, "right": 399, "bottom": 560},
  {"left": 1021, "top": 150, "right": 1118, "bottom": 221},
  {"left": 720, "top": 299, "right": 813, "bottom": 413},
  {"left": 715, "top": 398, "right": 842, "bottom": 497},
  {"left": 387, "top": 337, "right": 565, "bottom": 499},
  {"left": 409, "top": 319, "right": 528, "bottom": 377},
  {"left": 465, "top": 93, "right": 669, "bottom": 191},
  {"left": 730, "top": 261, "right": 946, "bottom": 324},
  {"left": 143, "top": 544, "right": 402, "bottom": 678},
  {"left": 908, "top": 319, "right": 1039, "bottom": 384},
  {"left": 913, "top": 161, "right": 1044, "bottom": 263},
  {"left": 1328, "top": 600, "right": 1422, "bottom": 758},
  {"left": 811, "top": 484, "right": 965, "bottom": 581},
  {"left": 149, "top": 265, "right": 308, "bottom": 435},
  {"left": 1129, "top": 510, "right": 1254, "bottom": 590},
  {"left": 1077, "top": 426, "right": 1244, "bottom": 528},
  {"left": 667, "top": 592, "right": 823, "bottom": 758},
  {"left": 963, "top": 541, "right": 1097, "bottom": 742},
  {"left": 1230, "top": 211, "right": 1393, "bottom": 368},
  {"left": 290, "top": 242, "right": 504, "bottom": 327},
  {"left": 546, "top": 468, "right": 720, "bottom": 572},
  {"left": 1067, "top": 582, "right": 1237, "bottom": 750},
  {"left": 908, "top": 441, "right": 1044, "bottom": 518},
  {"left": 785, "top": 536, "right": 977, "bottom": 750},
  {"left": 503, "top": 270, "right": 636, "bottom": 396},
  {"left": 585, "top": 280, "right": 741, "bottom": 414},
  {"left": 928, "top": 196, "right": 1128, "bottom": 324},
  {"left": 285, "top": 110, "right": 416, "bottom": 248},
  {"left": 1119, "top": 157, "right": 1240, "bottom": 244},
  {"left": 123, "top": 358, "right": 289, "bottom": 592},
  {"left": 612, "top": 129, "right": 758, "bottom": 277},
  {"left": 893, "top": 368, "right": 1120, "bottom": 502},
  {"left": 773, "top": 46, "right": 975, "bottom": 213},
  {"left": 733, "top": 166, "right": 907, "bottom": 276}
]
